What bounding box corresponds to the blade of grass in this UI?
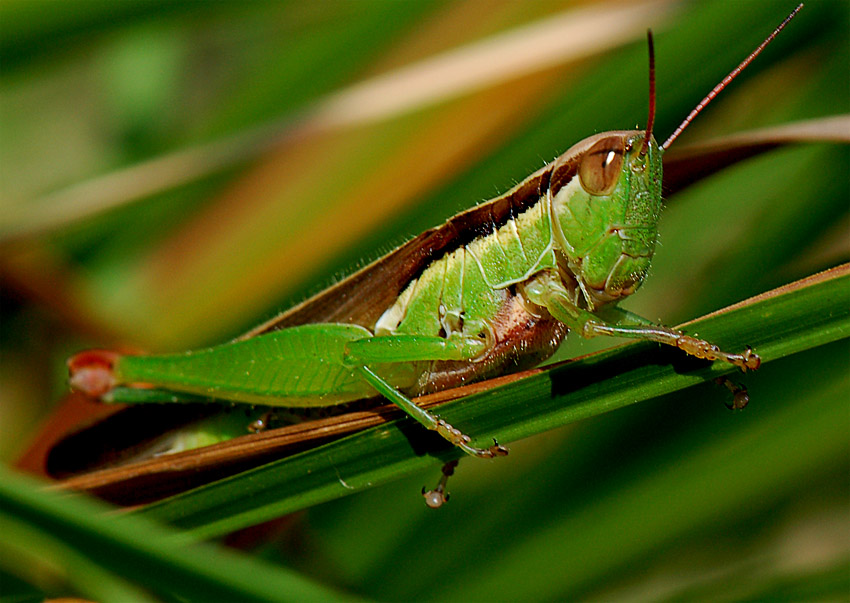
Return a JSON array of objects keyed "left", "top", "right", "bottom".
[
  {"left": 136, "top": 264, "right": 849, "bottom": 538},
  {"left": 430, "top": 340, "right": 850, "bottom": 601},
  {"left": 0, "top": 512, "right": 156, "bottom": 602},
  {"left": 0, "top": 466, "right": 354, "bottom": 601}
]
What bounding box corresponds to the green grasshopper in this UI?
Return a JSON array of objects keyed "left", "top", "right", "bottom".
[{"left": 68, "top": 8, "right": 800, "bottom": 474}]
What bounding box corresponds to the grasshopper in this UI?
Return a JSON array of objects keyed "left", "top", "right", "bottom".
[{"left": 68, "top": 7, "right": 800, "bottom": 479}]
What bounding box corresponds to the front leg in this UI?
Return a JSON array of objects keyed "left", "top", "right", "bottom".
[{"left": 524, "top": 272, "right": 760, "bottom": 371}]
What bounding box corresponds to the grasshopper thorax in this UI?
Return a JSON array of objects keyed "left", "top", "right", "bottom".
[{"left": 549, "top": 130, "right": 662, "bottom": 309}]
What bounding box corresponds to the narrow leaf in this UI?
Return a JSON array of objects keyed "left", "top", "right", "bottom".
[
  {"left": 1, "top": 466, "right": 353, "bottom": 601},
  {"left": 132, "top": 264, "right": 849, "bottom": 537}
]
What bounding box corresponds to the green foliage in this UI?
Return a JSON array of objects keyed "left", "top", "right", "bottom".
[
  {"left": 0, "top": 467, "right": 351, "bottom": 601},
  {"left": 1, "top": 0, "right": 847, "bottom": 600}
]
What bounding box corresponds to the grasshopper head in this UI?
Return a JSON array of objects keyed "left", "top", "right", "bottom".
[{"left": 549, "top": 130, "right": 662, "bottom": 308}]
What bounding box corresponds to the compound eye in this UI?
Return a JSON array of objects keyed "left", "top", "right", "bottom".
[{"left": 579, "top": 136, "right": 625, "bottom": 195}]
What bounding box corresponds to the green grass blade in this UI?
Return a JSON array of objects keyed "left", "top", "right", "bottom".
[
  {"left": 137, "top": 265, "right": 849, "bottom": 538},
  {"left": 426, "top": 340, "right": 850, "bottom": 601},
  {"left": 0, "top": 466, "right": 354, "bottom": 601}
]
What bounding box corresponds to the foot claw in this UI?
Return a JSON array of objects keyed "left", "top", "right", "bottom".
[
  {"left": 488, "top": 438, "right": 509, "bottom": 457},
  {"left": 248, "top": 411, "right": 274, "bottom": 433},
  {"left": 716, "top": 377, "right": 750, "bottom": 410},
  {"left": 739, "top": 346, "right": 761, "bottom": 372},
  {"left": 422, "top": 460, "right": 459, "bottom": 508}
]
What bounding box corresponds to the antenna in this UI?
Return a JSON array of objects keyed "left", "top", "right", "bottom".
[
  {"left": 661, "top": 3, "right": 803, "bottom": 151},
  {"left": 640, "top": 29, "right": 656, "bottom": 157}
]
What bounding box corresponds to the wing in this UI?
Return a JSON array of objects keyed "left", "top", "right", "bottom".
[
  {"left": 240, "top": 162, "right": 556, "bottom": 334},
  {"left": 237, "top": 130, "right": 625, "bottom": 335}
]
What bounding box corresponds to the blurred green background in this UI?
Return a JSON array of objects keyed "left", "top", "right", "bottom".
[{"left": 1, "top": 0, "right": 847, "bottom": 600}]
